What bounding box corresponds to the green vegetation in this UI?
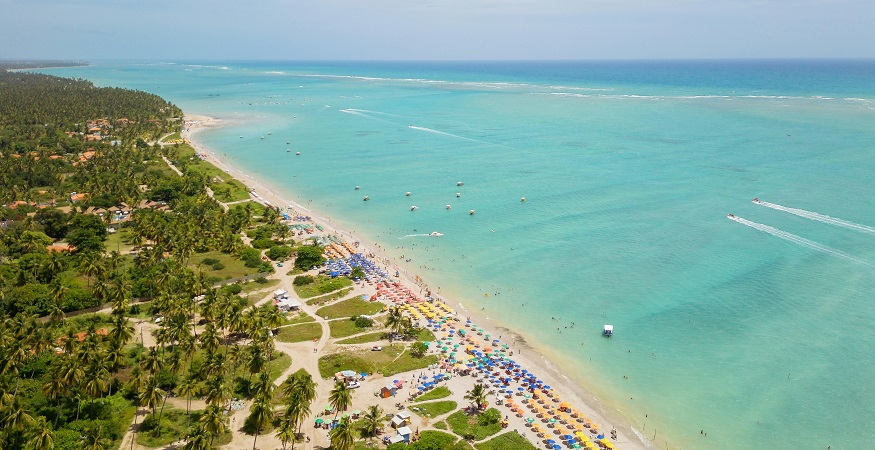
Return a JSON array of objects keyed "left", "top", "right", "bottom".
[
  {"left": 284, "top": 311, "right": 316, "bottom": 325},
  {"left": 174, "top": 141, "right": 251, "bottom": 203},
  {"left": 434, "top": 421, "right": 448, "bottom": 430},
  {"left": 275, "top": 322, "right": 323, "bottom": 343},
  {"left": 293, "top": 275, "right": 353, "bottom": 299},
  {"left": 414, "top": 386, "right": 452, "bottom": 402},
  {"left": 386, "top": 431, "right": 471, "bottom": 450},
  {"left": 328, "top": 318, "right": 374, "bottom": 338},
  {"left": 413, "top": 400, "right": 458, "bottom": 418},
  {"left": 294, "top": 244, "right": 325, "bottom": 270},
  {"left": 446, "top": 408, "right": 504, "bottom": 441},
  {"left": 316, "top": 296, "right": 385, "bottom": 319},
  {"left": 305, "top": 288, "right": 355, "bottom": 306},
  {"left": 0, "top": 71, "right": 311, "bottom": 450},
  {"left": 318, "top": 345, "right": 439, "bottom": 378},
  {"left": 474, "top": 432, "right": 538, "bottom": 450}
]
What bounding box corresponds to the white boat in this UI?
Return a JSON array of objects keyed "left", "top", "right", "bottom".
[
  {"left": 296, "top": 151, "right": 301, "bottom": 155},
  {"left": 469, "top": 209, "right": 475, "bottom": 215},
  {"left": 456, "top": 192, "right": 461, "bottom": 198},
  {"left": 751, "top": 198, "right": 762, "bottom": 204},
  {"left": 406, "top": 192, "right": 411, "bottom": 196},
  {"left": 603, "top": 325, "right": 613, "bottom": 337},
  {"left": 410, "top": 206, "right": 418, "bottom": 211},
  {"left": 429, "top": 232, "right": 444, "bottom": 237},
  {"left": 446, "top": 204, "right": 452, "bottom": 209},
  {"left": 363, "top": 196, "right": 369, "bottom": 201},
  {"left": 521, "top": 197, "right": 526, "bottom": 202},
  {"left": 355, "top": 186, "right": 360, "bottom": 190},
  {"left": 457, "top": 181, "right": 464, "bottom": 186}
]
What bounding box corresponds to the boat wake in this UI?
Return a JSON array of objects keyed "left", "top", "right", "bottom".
[
  {"left": 400, "top": 232, "right": 444, "bottom": 239},
  {"left": 753, "top": 199, "right": 875, "bottom": 235},
  {"left": 728, "top": 215, "right": 870, "bottom": 266}
]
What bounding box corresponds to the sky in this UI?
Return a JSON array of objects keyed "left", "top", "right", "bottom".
[{"left": 2, "top": 0, "right": 874, "bottom": 60}]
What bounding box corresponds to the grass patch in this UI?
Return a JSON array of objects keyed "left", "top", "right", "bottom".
[
  {"left": 104, "top": 227, "right": 137, "bottom": 254},
  {"left": 284, "top": 311, "right": 315, "bottom": 325},
  {"left": 474, "top": 431, "right": 538, "bottom": 450},
  {"left": 336, "top": 332, "right": 386, "bottom": 345},
  {"left": 318, "top": 345, "right": 439, "bottom": 378},
  {"left": 305, "top": 288, "right": 355, "bottom": 306},
  {"left": 275, "top": 322, "right": 323, "bottom": 343},
  {"left": 316, "top": 297, "right": 385, "bottom": 319},
  {"left": 238, "top": 278, "right": 280, "bottom": 294},
  {"left": 414, "top": 328, "right": 436, "bottom": 342},
  {"left": 293, "top": 275, "right": 353, "bottom": 299},
  {"left": 434, "top": 421, "right": 447, "bottom": 430},
  {"left": 446, "top": 408, "right": 503, "bottom": 442},
  {"left": 328, "top": 319, "right": 374, "bottom": 338},
  {"left": 135, "top": 407, "right": 196, "bottom": 447},
  {"left": 189, "top": 250, "right": 254, "bottom": 279},
  {"left": 414, "top": 386, "right": 452, "bottom": 402},
  {"left": 412, "top": 400, "right": 457, "bottom": 419}
]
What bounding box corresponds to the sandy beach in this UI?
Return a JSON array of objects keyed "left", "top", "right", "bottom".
[{"left": 180, "top": 113, "right": 652, "bottom": 450}]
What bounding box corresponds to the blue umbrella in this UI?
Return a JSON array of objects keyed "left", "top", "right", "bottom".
[
  {"left": 546, "top": 439, "right": 556, "bottom": 445},
  {"left": 563, "top": 434, "right": 574, "bottom": 440},
  {"left": 544, "top": 385, "right": 551, "bottom": 390},
  {"left": 552, "top": 445, "right": 562, "bottom": 450},
  {"left": 597, "top": 434, "right": 605, "bottom": 440}
]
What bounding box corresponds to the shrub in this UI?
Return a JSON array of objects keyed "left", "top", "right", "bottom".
[
  {"left": 251, "top": 238, "right": 274, "bottom": 249},
  {"left": 478, "top": 408, "right": 501, "bottom": 426},
  {"left": 411, "top": 341, "right": 428, "bottom": 358},
  {"left": 225, "top": 284, "right": 242, "bottom": 295},
  {"left": 353, "top": 316, "right": 373, "bottom": 328},
  {"left": 129, "top": 304, "right": 141, "bottom": 315},
  {"left": 255, "top": 277, "right": 269, "bottom": 284},
  {"left": 267, "top": 245, "right": 292, "bottom": 261},
  {"left": 293, "top": 275, "right": 314, "bottom": 286},
  {"left": 212, "top": 262, "right": 225, "bottom": 271},
  {"left": 202, "top": 257, "right": 220, "bottom": 266}
]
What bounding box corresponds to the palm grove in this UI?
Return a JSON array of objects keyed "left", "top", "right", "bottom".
[{"left": 0, "top": 67, "right": 324, "bottom": 449}]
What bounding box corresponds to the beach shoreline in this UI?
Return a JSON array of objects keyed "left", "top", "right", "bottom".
[{"left": 182, "top": 112, "right": 653, "bottom": 450}]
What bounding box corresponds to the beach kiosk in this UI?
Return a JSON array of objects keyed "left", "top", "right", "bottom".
[
  {"left": 380, "top": 384, "right": 397, "bottom": 398},
  {"left": 390, "top": 411, "right": 411, "bottom": 429},
  {"left": 397, "top": 426, "right": 413, "bottom": 443},
  {"left": 603, "top": 325, "right": 614, "bottom": 337}
]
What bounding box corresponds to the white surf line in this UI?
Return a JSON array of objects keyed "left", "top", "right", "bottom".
[
  {"left": 754, "top": 200, "right": 875, "bottom": 234},
  {"left": 729, "top": 215, "right": 870, "bottom": 266}
]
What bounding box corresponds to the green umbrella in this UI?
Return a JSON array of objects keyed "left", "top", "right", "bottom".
[
  {"left": 315, "top": 418, "right": 324, "bottom": 424},
  {"left": 353, "top": 410, "right": 361, "bottom": 415},
  {"left": 342, "top": 414, "right": 350, "bottom": 419},
  {"left": 324, "top": 406, "right": 332, "bottom": 411}
]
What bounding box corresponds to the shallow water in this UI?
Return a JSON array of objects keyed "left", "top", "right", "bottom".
[{"left": 42, "top": 60, "right": 875, "bottom": 449}]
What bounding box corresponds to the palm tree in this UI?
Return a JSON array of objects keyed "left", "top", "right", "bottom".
[
  {"left": 385, "top": 307, "right": 409, "bottom": 340},
  {"left": 42, "top": 374, "right": 67, "bottom": 427},
  {"left": 360, "top": 404, "right": 385, "bottom": 440},
  {"left": 28, "top": 417, "right": 55, "bottom": 450},
  {"left": 328, "top": 380, "right": 352, "bottom": 420},
  {"left": 3, "top": 398, "right": 34, "bottom": 433},
  {"left": 176, "top": 373, "right": 200, "bottom": 432},
  {"left": 199, "top": 404, "right": 228, "bottom": 448},
  {"left": 464, "top": 383, "right": 487, "bottom": 411},
  {"left": 329, "top": 417, "right": 355, "bottom": 450},
  {"left": 80, "top": 424, "right": 109, "bottom": 450},
  {"left": 275, "top": 418, "right": 295, "bottom": 450},
  {"left": 248, "top": 393, "right": 274, "bottom": 450}
]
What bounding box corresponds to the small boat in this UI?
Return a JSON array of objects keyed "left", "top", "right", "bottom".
[
  {"left": 521, "top": 197, "right": 526, "bottom": 202},
  {"left": 457, "top": 181, "right": 464, "bottom": 186},
  {"left": 410, "top": 206, "right": 418, "bottom": 211},
  {"left": 446, "top": 204, "right": 452, "bottom": 209},
  {"left": 751, "top": 198, "right": 761, "bottom": 204},
  {"left": 287, "top": 149, "right": 291, "bottom": 152},
  {"left": 296, "top": 152, "right": 301, "bottom": 155},
  {"left": 456, "top": 192, "right": 461, "bottom": 198},
  {"left": 469, "top": 209, "right": 475, "bottom": 215},
  {"left": 429, "top": 232, "right": 444, "bottom": 237},
  {"left": 603, "top": 325, "right": 613, "bottom": 337},
  {"left": 727, "top": 213, "right": 735, "bottom": 218},
  {"left": 261, "top": 136, "right": 265, "bottom": 140},
  {"left": 355, "top": 186, "right": 360, "bottom": 190},
  {"left": 363, "top": 196, "right": 369, "bottom": 201},
  {"left": 405, "top": 192, "right": 411, "bottom": 197},
  {"left": 286, "top": 141, "right": 290, "bottom": 144},
  {"left": 268, "top": 132, "right": 272, "bottom": 135},
  {"left": 239, "top": 136, "right": 243, "bottom": 138}
]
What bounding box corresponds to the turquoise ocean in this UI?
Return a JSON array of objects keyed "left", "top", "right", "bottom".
[{"left": 40, "top": 61, "right": 875, "bottom": 449}]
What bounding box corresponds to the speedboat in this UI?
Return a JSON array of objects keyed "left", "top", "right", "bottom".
[
  {"left": 406, "top": 192, "right": 411, "bottom": 196},
  {"left": 429, "top": 232, "right": 444, "bottom": 237},
  {"left": 751, "top": 198, "right": 761, "bottom": 204},
  {"left": 457, "top": 181, "right": 464, "bottom": 186},
  {"left": 355, "top": 186, "right": 360, "bottom": 190},
  {"left": 410, "top": 206, "right": 418, "bottom": 211},
  {"left": 727, "top": 213, "right": 735, "bottom": 218},
  {"left": 469, "top": 209, "right": 475, "bottom": 215},
  {"left": 296, "top": 151, "right": 301, "bottom": 155}
]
